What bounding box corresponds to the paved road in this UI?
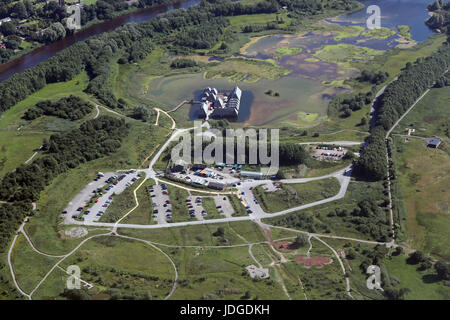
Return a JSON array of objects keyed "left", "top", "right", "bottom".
[
  {"left": 24, "top": 146, "right": 42, "bottom": 164},
  {"left": 385, "top": 89, "right": 430, "bottom": 139},
  {"left": 213, "top": 195, "right": 234, "bottom": 218}
]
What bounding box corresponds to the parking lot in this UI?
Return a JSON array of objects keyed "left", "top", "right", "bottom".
[
  {"left": 309, "top": 145, "right": 347, "bottom": 161},
  {"left": 63, "top": 172, "right": 116, "bottom": 223},
  {"left": 262, "top": 182, "right": 280, "bottom": 192},
  {"left": 149, "top": 184, "right": 171, "bottom": 224},
  {"left": 81, "top": 172, "right": 141, "bottom": 223},
  {"left": 213, "top": 196, "right": 234, "bottom": 218},
  {"left": 185, "top": 196, "right": 206, "bottom": 220}
]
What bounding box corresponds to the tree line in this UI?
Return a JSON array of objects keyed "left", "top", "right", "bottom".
[{"left": 354, "top": 40, "right": 450, "bottom": 181}]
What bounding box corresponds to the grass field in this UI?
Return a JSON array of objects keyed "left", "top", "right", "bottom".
[
  {"left": 396, "top": 25, "right": 412, "bottom": 41},
  {"left": 313, "top": 44, "right": 384, "bottom": 70},
  {"left": 229, "top": 194, "right": 248, "bottom": 217},
  {"left": 204, "top": 57, "right": 291, "bottom": 83},
  {"left": 362, "top": 27, "right": 396, "bottom": 39},
  {"left": 355, "top": 34, "right": 446, "bottom": 81},
  {"left": 262, "top": 179, "right": 386, "bottom": 241},
  {"left": 393, "top": 137, "right": 450, "bottom": 261},
  {"left": 275, "top": 47, "right": 302, "bottom": 55},
  {"left": 166, "top": 184, "right": 195, "bottom": 223},
  {"left": 10, "top": 235, "right": 57, "bottom": 294},
  {"left": 202, "top": 197, "right": 222, "bottom": 220},
  {"left": 393, "top": 86, "right": 450, "bottom": 138},
  {"left": 228, "top": 12, "right": 291, "bottom": 30},
  {"left": 56, "top": 236, "right": 176, "bottom": 300},
  {"left": 122, "top": 178, "right": 156, "bottom": 225},
  {"left": 254, "top": 178, "right": 341, "bottom": 213},
  {"left": 118, "top": 221, "right": 268, "bottom": 247},
  {"left": 383, "top": 255, "right": 450, "bottom": 299}
]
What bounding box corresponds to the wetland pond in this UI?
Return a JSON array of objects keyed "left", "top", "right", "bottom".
[{"left": 147, "top": 0, "right": 436, "bottom": 126}]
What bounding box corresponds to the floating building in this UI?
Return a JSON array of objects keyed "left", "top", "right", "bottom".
[{"left": 199, "top": 86, "right": 242, "bottom": 119}]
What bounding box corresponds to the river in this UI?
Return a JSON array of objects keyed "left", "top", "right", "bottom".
[{"left": 0, "top": 0, "right": 201, "bottom": 83}]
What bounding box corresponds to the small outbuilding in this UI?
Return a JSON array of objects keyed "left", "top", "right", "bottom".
[{"left": 426, "top": 137, "right": 442, "bottom": 148}]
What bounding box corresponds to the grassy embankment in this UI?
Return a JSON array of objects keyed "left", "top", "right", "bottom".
[
  {"left": 262, "top": 179, "right": 387, "bottom": 241},
  {"left": 254, "top": 177, "right": 341, "bottom": 213}
]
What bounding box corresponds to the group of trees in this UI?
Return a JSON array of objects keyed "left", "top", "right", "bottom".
[
  {"left": 356, "top": 70, "right": 389, "bottom": 85},
  {"left": 354, "top": 42, "right": 450, "bottom": 181},
  {"left": 23, "top": 95, "right": 93, "bottom": 121},
  {"left": 170, "top": 58, "right": 198, "bottom": 69},
  {"left": 426, "top": 0, "right": 450, "bottom": 33},
  {"left": 0, "top": 116, "right": 129, "bottom": 203},
  {"left": 331, "top": 90, "right": 374, "bottom": 118},
  {"left": 331, "top": 200, "right": 391, "bottom": 241},
  {"left": 176, "top": 17, "right": 229, "bottom": 50},
  {"left": 407, "top": 251, "right": 450, "bottom": 281},
  {"left": 0, "top": 201, "right": 31, "bottom": 254},
  {"left": 271, "top": 211, "right": 317, "bottom": 233}
]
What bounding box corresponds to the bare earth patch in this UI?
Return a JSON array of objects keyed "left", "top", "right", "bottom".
[
  {"left": 295, "top": 256, "right": 333, "bottom": 268},
  {"left": 64, "top": 227, "right": 88, "bottom": 238}
]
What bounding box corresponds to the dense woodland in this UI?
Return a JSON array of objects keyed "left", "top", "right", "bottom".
[{"left": 23, "top": 95, "right": 93, "bottom": 120}]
